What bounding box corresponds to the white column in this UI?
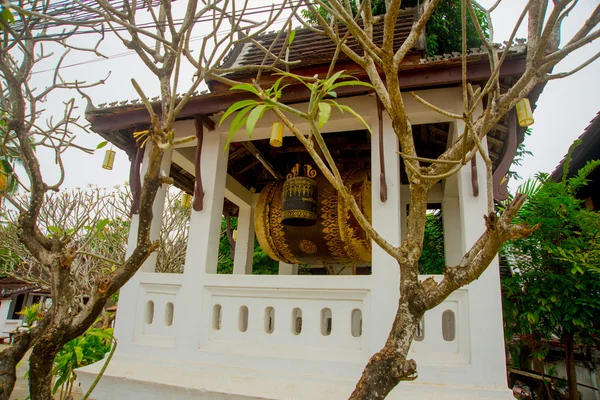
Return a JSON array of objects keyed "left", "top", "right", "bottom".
[
  {"left": 278, "top": 262, "right": 298, "bottom": 275},
  {"left": 142, "top": 145, "right": 173, "bottom": 272},
  {"left": 442, "top": 123, "right": 462, "bottom": 265},
  {"left": 369, "top": 104, "right": 402, "bottom": 353},
  {"left": 0, "top": 299, "right": 13, "bottom": 333},
  {"left": 113, "top": 144, "right": 173, "bottom": 343},
  {"left": 453, "top": 119, "right": 508, "bottom": 388},
  {"left": 178, "top": 132, "right": 228, "bottom": 350},
  {"left": 232, "top": 194, "right": 257, "bottom": 275}
]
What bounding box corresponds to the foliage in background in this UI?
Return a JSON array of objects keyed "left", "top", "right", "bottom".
[
  {"left": 502, "top": 142, "right": 600, "bottom": 400},
  {"left": 418, "top": 211, "right": 445, "bottom": 275},
  {"left": 301, "top": 0, "right": 488, "bottom": 56},
  {"left": 17, "top": 303, "right": 44, "bottom": 327},
  {"left": 52, "top": 327, "right": 114, "bottom": 400},
  {"left": 216, "top": 216, "right": 279, "bottom": 275}
]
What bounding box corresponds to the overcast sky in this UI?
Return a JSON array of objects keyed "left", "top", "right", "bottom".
[{"left": 30, "top": 1, "right": 600, "bottom": 193}]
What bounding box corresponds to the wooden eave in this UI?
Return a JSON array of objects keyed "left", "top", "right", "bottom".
[{"left": 86, "top": 53, "right": 528, "bottom": 141}]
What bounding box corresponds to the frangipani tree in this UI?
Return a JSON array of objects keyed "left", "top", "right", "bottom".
[{"left": 0, "top": 0, "right": 288, "bottom": 398}]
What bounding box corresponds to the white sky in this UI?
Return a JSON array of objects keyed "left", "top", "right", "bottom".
[{"left": 30, "top": 1, "right": 600, "bottom": 193}]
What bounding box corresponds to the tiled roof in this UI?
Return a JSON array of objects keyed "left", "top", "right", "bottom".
[
  {"left": 219, "top": 8, "right": 422, "bottom": 79},
  {"left": 0, "top": 277, "right": 39, "bottom": 299},
  {"left": 551, "top": 111, "right": 600, "bottom": 180}
]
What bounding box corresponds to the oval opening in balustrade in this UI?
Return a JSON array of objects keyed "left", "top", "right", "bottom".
[
  {"left": 442, "top": 310, "right": 456, "bottom": 342},
  {"left": 415, "top": 318, "right": 425, "bottom": 342},
  {"left": 164, "top": 302, "right": 174, "bottom": 327},
  {"left": 212, "top": 304, "right": 222, "bottom": 330},
  {"left": 145, "top": 300, "right": 154, "bottom": 325},
  {"left": 321, "top": 308, "right": 332, "bottom": 336},
  {"left": 292, "top": 308, "right": 302, "bottom": 335},
  {"left": 239, "top": 305, "right": 249, "bottom": 332},
  {"left": 351, "top": 309, "right": 362, "bottom": 338},
  {"left": 264, "top": 307, "right": 275, "bottom": 334}
]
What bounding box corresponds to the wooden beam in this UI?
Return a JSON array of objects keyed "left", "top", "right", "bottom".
[{"left": 242, "top": 142, "right": 283, "bottom": 179}]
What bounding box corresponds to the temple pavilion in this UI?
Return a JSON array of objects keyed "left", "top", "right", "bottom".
[{"left": 78, "top": 11, "right": 541, "bottom": 399}]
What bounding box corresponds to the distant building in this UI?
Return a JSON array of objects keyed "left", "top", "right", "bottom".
[
  {"left": 551, "top": 111, "right": 600, "bottom": 210},
  {"left": 0, "top": 277, "right": 51, "bottom": 342}
]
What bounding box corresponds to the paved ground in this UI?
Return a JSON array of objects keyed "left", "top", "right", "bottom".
[{"left": 1, "top": 344, "right": 82, "bottom": 400}]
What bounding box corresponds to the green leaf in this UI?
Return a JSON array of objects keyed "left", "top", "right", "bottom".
[
  {"left": 229, "top": 83, "right": 259, "bottom": 96},
  {"left": 96, "top": 141, "right": 108, "bottom": 150},
  {"left": 48, "top": 226, "right": 63, "bottom": 235},
  {"left": 329, "top": 80, "right": 373, "bottom": 91},
  {"left": 0, "top": 158, "right": 13, "bottom": 174},
  {"left": 219, "top": 99, "right": 259, "bottom": 126},
  {"left": 326, "top": 91, "right": 337, "bottom": 98},
  {"left": 339, "top": 104, "right": 372, "bottom": 133},
  {"left": 323, "top": 70, "right": 345, "bottom": 90},
  {"left": 96, "top": 218, "right": 109, "bottom": 232},
  {"left": 74, "top": 346, "right": 84, "bottom": 365},
  {"left": 52, "top": 373, "right": 67, "bottom": 395},
  {"left": 272, "top": 72, "right": 311, "bottom": 89},
  {"left": 324, "top": 100, "right": 345, "bottom": 116},
  {"left": 317, "top": 102, "right": 331, "bottom": 129},
  {"left": 224, "top": 105, "right": 254, "bottom": 151},
  {"left": 246, "top": 104, "right": 268, "bottom": 137},
  {"left": 1, "top": 8, "right": 15, "bottom": 24}
]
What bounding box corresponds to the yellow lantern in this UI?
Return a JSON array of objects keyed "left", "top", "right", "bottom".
[
  {"left": 232, "top": 229, "right": 238, "bottom": 241},
  {"left": 269, "top": 122, "right": 284, "bottom": 147},
  {"left": 0, "top": 159, "right": 11, "bottom": 191},
  {"left": 515, "top": 98, "right": 534, "bottom": 127},
  {"left": 102, "top": 148, "right": 116, "bottom": 170},
  {"left": 181, "top": 193, "right": 192, "bottom": 208}
]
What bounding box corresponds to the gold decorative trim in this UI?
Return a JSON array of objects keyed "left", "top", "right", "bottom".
[
  {"left": 299, "top": 240, "right": 318, "bottom": 255},
  {"left": 282, "top": 209, "right": 317, "bottom": 220}
]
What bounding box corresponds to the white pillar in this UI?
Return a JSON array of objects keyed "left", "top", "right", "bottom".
[
  {"left": 442, "top": 124, "right": 461, "bottom": 265},
  {"left": 278, "top": 262, "right": 298, "bottom": 275},
  {"left": 453, "top": 119, "right": 508, "bottom": 388},
  {"left": 113, "top": 144, "right": 173, "bottom": 343},
  {"left": 0, "top": 299, "right": 13, "bottom": 333},
  {"left": 369, "top": 104, "right": 402, "bottom": 353},
  {"left": 232, "top": 194, "right": 257, "bottom": 275},
  {"left": 178, "top": 132, "right": 228, "bottom": 350}
]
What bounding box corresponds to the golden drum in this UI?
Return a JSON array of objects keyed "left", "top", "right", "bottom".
[
  {"left": 282, "top": 176, "right": 318, "bottom": 227},
  {"left": 255, "top": 170, "right": 371, "bottom": 265}
]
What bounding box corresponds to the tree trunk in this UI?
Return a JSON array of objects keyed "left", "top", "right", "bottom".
[
  {"left": 349, "top": 296, "right": 421, "bottom": 400},
  {"left": 564, "top": 332, "right": 579, "bottom": 400},
  {"left": 28, "top": 335, "right": 63, "bottom": 400},
  {"left": 0, "top": 332, "right": 36, "bottom": 400}
]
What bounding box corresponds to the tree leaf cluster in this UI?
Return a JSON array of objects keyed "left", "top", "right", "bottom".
[
  {"left": 52, "top": 326, "right": 114, "bottom": 399},
  {"left": 502, "top": 146, "right": 600, "bottom": 354},
  {"left": 301, "top": 0, "right": 488, "bottom": 56}
]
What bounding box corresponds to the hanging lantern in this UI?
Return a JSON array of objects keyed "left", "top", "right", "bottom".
[
  {"left": 102, "top": 148, "right": 116, "bottom": 170},
  {"left": 515, "top": 98, "right": 534, "bottom": 127},
  {"left": 281, "top": 164, "right": 318, "bottom": 227},
  {"left": 232, "top": 229, "right": 238, "bottom": 241},
  {"left": 270, "top": 122, "right": 284, "bottom": 147},
  {"left": 181, "top": 193, "right": 192, "bottom": 208},
  {"left": 0, "top": 159, "right": 13, "bottom": 192}
]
